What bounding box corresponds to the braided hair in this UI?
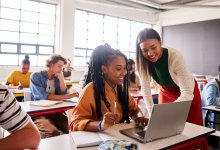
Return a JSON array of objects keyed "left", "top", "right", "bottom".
[{"left": 84, "top": 44, "right": 130, "bottom": 123}]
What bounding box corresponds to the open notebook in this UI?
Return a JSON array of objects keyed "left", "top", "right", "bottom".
[
  {"left": 70, "top": 131, "right": 118, "bottom": 148},
  {"left": 63, "top": 97, "right": 79, "bottom": 103},
  {"left": 29, "top": 100, "right": 63, "bottom": 107}
]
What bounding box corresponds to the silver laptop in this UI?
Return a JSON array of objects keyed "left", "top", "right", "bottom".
[{"left": 120, "top": 100, "right": 192, "bottom": 143}]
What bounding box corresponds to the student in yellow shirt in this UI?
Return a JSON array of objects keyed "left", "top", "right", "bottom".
[
  {"left": 6, "top": 55, "right": 32, "bottom": 89},
  {"left": 69, "top": 44, "right": 148, "bottom": 132}
]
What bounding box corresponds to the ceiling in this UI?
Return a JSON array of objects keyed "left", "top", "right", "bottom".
[{"left": 79, "top": 0, "right": 220, "bottom": 13}]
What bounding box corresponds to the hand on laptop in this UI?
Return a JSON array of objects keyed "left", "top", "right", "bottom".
[
  {"left": 101, "top": 112, "right": 118, "bottom": 130},
  {"left": 132, "top": 111, "right": 148, "bottom": 128},
  {"left": 134, "top": 117, "right": 148, "bottom": 128}
]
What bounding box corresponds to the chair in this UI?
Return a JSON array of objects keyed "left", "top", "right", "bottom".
[{"left": 24, "top": 91, "right": 31, "bottom": 101}]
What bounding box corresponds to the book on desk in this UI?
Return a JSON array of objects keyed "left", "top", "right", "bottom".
[
  {"left": 29, "top": 100, "right": 64, "bottom": 107},
  {"left": 70, "top": 131, "right": 117, "bottom": 148},
  {"left": 63, "top": 97, "right": 79, "bottom": 103}
]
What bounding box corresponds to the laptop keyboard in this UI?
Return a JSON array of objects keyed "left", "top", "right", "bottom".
[{"left": 135, "top": 131, "right": 145, "bottom": 139}]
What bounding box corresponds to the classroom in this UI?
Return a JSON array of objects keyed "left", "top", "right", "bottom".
[{"left": 0, "top": 0, "right": 220, "bottom": 149}]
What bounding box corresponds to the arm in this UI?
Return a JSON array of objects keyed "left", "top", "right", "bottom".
[
  {"left": 128, "top": 94, "right": 148, "bottom": 127},
  {"left": 0, "top": 121, "right": 40, "bottom": 150},
  {"left": 6, "top": 71, "right": 15, "bottom": 86},
  {"left": 139, "top": 73, "right": 154, "bottom": 114},
  {"left": 169, "top": 49, "right": 195, "bottom": 102},
  {"left": 47, "top": 93, "right": 78, "bottom": 100},
  {"left": 55, "top": 72, "right": 67, "bottom": 93},
  {"left": 202, "top": 84, "right": 218, "bottom": 106}
]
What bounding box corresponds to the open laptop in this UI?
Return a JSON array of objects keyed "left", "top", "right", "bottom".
[{"left": 120, "top": 100, "right": 192, "bottom": 143}]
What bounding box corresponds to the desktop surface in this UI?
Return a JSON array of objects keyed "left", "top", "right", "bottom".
[{"left": 38, "top": 122, "right": 214, "bottom": 150}]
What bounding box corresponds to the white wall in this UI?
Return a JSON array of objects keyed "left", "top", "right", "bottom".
[
  {"left": 158, "top": 1, "right": 220, "bottom": 27},
  {"left": 1, "top": 0, "right": 159, "bottom": 81}
]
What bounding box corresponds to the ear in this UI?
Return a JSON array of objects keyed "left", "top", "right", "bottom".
[{"left": 101, "top": 65, "right": 107, "bottom": 74}]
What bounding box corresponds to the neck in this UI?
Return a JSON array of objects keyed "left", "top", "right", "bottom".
[{"left": 104, "top": 79, "right": 116, "bottom": 89}]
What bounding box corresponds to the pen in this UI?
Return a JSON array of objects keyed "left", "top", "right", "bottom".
[
  {"left": 114, "top": 100, "right": 117, "bottom": 114},
  {"left": 114, "top": 100, "right": 117, "bottom": 124}
]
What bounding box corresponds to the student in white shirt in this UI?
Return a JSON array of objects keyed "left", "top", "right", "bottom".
[{"left": 0, "top": 84, "right": 40, "bottom": 149}]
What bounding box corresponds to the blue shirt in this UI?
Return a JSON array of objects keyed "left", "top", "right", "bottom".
[
  {"left": 201, "top": 79, "right": 220, "bottom": 128},
  {"left": 30, "top": 70, "right": 67, "bottom": 100}
]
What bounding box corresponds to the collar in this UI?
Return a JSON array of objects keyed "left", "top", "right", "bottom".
[{"left": 104, "top": 80, "right": 117, "bottom": 94}]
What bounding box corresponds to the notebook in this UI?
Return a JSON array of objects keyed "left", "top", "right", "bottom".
[
  {"left": 29, "top": 100, "right": 64, "bottom": 107},
  {"left": 70, "top": 131, "right": 118, "bottom": 148},
  {"left": 120, "top": 100, "right": 192, "bottom": 143},
  {"left": 63, "top": 97, "right": 79, "bottom": 103}
]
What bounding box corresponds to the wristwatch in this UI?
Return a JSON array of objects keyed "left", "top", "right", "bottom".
[{"left": 98, "top": 120, "right": 104, "bottom": 132}]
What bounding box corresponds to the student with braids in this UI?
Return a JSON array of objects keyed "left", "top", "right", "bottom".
[
  {"left": 69, "top": 44, "right": 148, "bottom": 131},
  {"left": 6, "top": 55, "right": 32, "bottom": 90}
]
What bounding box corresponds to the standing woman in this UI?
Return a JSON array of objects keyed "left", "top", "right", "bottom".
[
  {"left": 136, "top": 28, "right": 207, "bottom": 149},
  {"left": 6, "top": 55, "right": 31, "bottom": 89}
]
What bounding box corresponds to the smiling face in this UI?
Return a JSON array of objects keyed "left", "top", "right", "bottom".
[
  {"left": 102, "top": 55, "right": 127, "bottom": 88},
  {"left": 140, "top": 39, "right": 163, "bottom": 63}
]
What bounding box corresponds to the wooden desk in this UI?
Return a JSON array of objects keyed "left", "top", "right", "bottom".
[
  {"left": 19, "top": 101, "right": 76, "bottom": 117},
  {"left": 203, "top": 106, "right": 220, "bottom": 127},
  {"left": 38, "top": 122, "right": 214, "bottom": 150}
]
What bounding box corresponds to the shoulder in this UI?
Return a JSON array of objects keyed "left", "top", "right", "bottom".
[
  {"left": 0, "top": 84, "right": 8, "bottom": 90},
  {"left": 31, "top": 71, "right": 45, "bottom": 78},
  {"left": 82, "top": 82, "right": 94, "bottom": 93},
  {"left": 166, "top": 47, "right": 183, "bottom": 58},
  {"left": 10, "top": 70, "right": 20, "bottom": 76}
]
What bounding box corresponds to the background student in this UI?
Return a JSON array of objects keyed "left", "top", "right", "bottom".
[
  {"left": 0, "top": 83, "right": 40, "bottom": 149},
  {"left": 6, "top": 55, "right": 31, "bottom": 90},
  {"left": 30, "top": 54, "right": 78, "bottom": 138},
  {"left": 63, "top": 58, "right": 74, "bottom": 80},
  {"left": 127, "top": 59, "right": 141, "bottom": 92},
  {"left": 69, "top": 44, "right": 148, "bottom": 132},
  {"left": 202, "top": 77, "right": 220, "bottom": 128},
  {"left": 136, "top": 28, "right": 207, "bottom": 149}
]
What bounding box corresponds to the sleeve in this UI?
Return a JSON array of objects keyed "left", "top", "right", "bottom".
[
  {"left": 135, "top": 74, "right": 141, "bottom": 87},
  {"left": 30, "top": 73, "right": 49, "bottom": 100},
  {"left": 0, "top": 85, "right": 30, "bottom": 133},
  {"left": 169, "top": 49, "right": 195, "bottom": 102},
  {"left": 128, "top": 94, "right": 140, "bottom": 116},
  {"left": 139, "top": 73, "right": 154, "bottom": 115},
  {"left": 203, "top": 84, "right": 218, "bottom": 106},
  {"left": 6, "top": 71, "right": 16, "bottom": 86},
  {"left": 69, "top": 85, "right": 95, "bottom": 131}
]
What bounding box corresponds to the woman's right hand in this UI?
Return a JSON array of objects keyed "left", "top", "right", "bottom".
[
  {"left": 70, "top": 92, "right": 79, "bottom": 98},
  {"left": 101, "top": 112, "right": 118, "bottom": 130}
]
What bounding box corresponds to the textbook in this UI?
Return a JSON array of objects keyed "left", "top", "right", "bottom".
[
  {"left": 29, "top": 100, "right": 63, "bottom": 107},
  {"left": 70, "top": 131, "right": 118, "bottom": 148}
]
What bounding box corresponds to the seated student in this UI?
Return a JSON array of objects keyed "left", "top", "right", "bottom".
[
  {"left": 30, "top": 54, "right": 78, "bottom": 138},
  {"left": 201, "top": 77, "right": 220, "bottom": 129},
  {"left": 127, "top": 59, "right": 141, "bottom": 92},
  {"left": 0, "top": 83, "right": 40, "bottom": 149},
  {"left": 63, "top": 58, "right": 74, "bottom": 80},
  {"left": 6, "top": 55, "right": 32, "bottom": 90},
  {"left": 69, "top": 44, "right": 148, "bottom": 132}
]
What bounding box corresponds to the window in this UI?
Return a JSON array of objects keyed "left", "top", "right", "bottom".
[
  {"left": 74, "top": 9, "right": 152, "bottom": 66},
  {"left": 0, "top": 0, "right": 56, "bottom": 66}
]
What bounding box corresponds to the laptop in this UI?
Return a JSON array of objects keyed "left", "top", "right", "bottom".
[{"left": 120, "top": 100, "right": 192, "bottom": 143}]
